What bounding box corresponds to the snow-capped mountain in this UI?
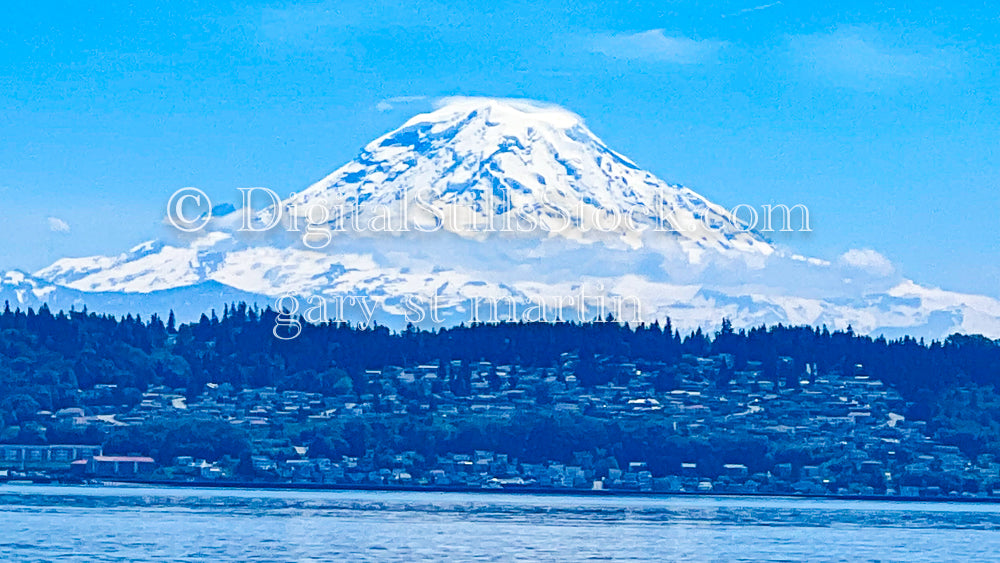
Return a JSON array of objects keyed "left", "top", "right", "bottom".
[
  {"left": 0, "top": 269, "right": 268, "bottom": 321},
  {"left": 271, "top": 97, "right": 771, "bottom": 258},
  {"left": 1, "top": 270, "right": 65, "bottom": 308},
  {"left": 16, "top": 97, "right": 1000, "bottom": 339}
]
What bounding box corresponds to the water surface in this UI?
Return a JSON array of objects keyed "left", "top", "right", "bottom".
[{"left": 2, "top": 484, "right": 999, "bottom": 561}]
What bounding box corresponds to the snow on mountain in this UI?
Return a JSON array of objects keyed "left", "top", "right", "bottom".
[
  {"left": 1, "top": 269, "right": 270, "bottom": 321},
  {"left": 24, "top": 97, "right": 1000, "bottom": 340},
  {"left": 1, "top": 270, "right": 62, "bottom": 306},
  {"left": 270, "top": 97, "right": 772, "bottom": 259},
  {"left": 37, "top": 233, "right": 232, "bottom": 293}
]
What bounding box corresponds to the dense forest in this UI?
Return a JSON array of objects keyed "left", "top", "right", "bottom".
[
  {"left": 1, "top": 301, "right": 999, "bottom": 482},
  {"left": 2, "top": 302, "right": 997, "bottom": 402}
]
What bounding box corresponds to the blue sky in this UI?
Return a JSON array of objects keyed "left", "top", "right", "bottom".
[{"left": 1, "top": 0, "right": 998, "bottom": 297}]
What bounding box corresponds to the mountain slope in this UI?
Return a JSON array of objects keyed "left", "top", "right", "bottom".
[{"left": 269, "top": 97, "right": 772, "bottom": 257}]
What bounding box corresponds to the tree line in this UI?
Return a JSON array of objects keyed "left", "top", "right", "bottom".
[{"left": 1, "top": 301, "right": 998, "bottom": 407}]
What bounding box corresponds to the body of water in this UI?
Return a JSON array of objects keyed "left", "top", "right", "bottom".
[{"left": 2, "top": 484, "right": 1000, "bottom": 561}]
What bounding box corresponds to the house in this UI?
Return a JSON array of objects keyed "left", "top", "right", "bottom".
[{"left": 723, "top": 464, "right": 749, "bottom": 480}]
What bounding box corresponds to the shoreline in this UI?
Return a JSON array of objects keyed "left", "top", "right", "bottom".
[{"left": 13, "top": 478, "right": 1000, "bottom": 504}]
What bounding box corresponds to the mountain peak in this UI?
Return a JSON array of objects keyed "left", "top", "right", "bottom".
[
  {"left": 362, "top": 95, "right": 614, "bottom": 167},
  {"left": 410, "top": 96, "right": 587, "bottom": 131},
  {"left": 287, "top": 97, "right": 764, "bottom": 255}
]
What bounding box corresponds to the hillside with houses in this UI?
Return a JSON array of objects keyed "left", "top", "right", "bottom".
[{"left": 1, "top": 304, "right": 999, "bottom": 498}]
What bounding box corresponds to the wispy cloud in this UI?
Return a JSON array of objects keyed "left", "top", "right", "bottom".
[
  {"left": 590, "top": 30, "right": 725, "bottom": 64},
  {"left": 375, "top": 95, "right": 427, "bottom": 113},
  {"left": 47, "top": 217, "right": 70, "bottom": 233},
  {"left": 722, "top": 1, "right": 782, "bottom": 19},
  {"left": 789, "top": 26, "right": 964, "bottom": 88}
]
